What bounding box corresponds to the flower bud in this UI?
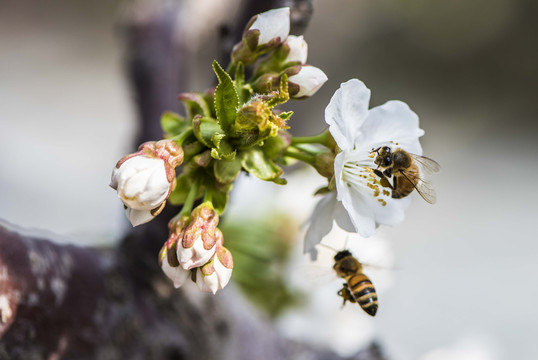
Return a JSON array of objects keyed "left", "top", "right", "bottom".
[
  {"left": 195, "top": 233, "right": 233, "bottom": 294},
  {"left": 177, "top": 202, "right": 219, "bottom": 270},
  {"left": 231, "top": 8, "right": 290, "bottom": 65},
  {"left": 159, "top": 233, "right": 190, "bottom": 289},
  {"left": 247, "top": 7, "right": 290, "bottom": 48},
  {"left": 286, "top": 65, "right": 328, "bottom": 99},
  {"left": 280, "top": 35, "right": 308, "bottom": 64},
  {"left": 314, "top": 151, "right": 335, "bottom": 179},
  {"left": 110, "top": 140, "right": 183, "bottom": 226}
]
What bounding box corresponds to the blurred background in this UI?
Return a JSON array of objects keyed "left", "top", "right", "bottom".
[{"left": 1, "top": 0, "right": 537, "bottom": 359}]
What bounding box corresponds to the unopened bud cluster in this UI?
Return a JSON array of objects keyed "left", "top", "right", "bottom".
[{"left": 158, "top": 203, "right": 233, "bottom": 294}]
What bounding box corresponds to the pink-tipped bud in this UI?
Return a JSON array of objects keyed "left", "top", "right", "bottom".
[
  {"left": 177, "top": 202, "right": 219, "bottom": 270},
  {"left": 110, "top": 140, "right": 183, "bottom": 226},
  {"left": 286, "top": 65, "right": 328, "bottom": 99},
  {"left": 195, "top": 234, "right": 233, "bottom": 294}
]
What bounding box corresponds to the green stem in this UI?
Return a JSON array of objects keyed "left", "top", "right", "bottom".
[
  {"left": 284, "top": 148, "right": 315, "bottom": 165},
  {"left": 179, "top": 179, "right": 200, "bottom": 217},
  {"left": 291, "top": 129, "right": 333, "bottom": 147}
]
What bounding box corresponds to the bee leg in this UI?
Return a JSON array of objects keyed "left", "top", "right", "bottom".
[{"left": 374, "top": 169, "right": 394, "bottom": 189}]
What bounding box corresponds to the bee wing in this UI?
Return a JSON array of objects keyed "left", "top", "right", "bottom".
[
  {"left": 409, "top": 154, "right": 441, "bottom": 175},
  {"left": 400, "top": 168, "right": 437, "bottom": 204}
]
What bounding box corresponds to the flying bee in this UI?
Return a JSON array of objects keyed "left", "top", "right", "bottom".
[
  {"left": 371, "top": 146, "right": 440, "bottom": 204},
  {"left": 333, "top": 250, "right": 378, "bottom": 317}
]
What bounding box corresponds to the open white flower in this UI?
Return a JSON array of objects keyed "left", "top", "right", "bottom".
[
  {"left": 305, "top": 79, "right": 424, "bottom": 255},
  {"left": 248, "top": 7, "right": 290, "bottom": 46}
]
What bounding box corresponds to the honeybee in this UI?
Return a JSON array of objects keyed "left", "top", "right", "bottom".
[
  {"left": 371, "top": 146, "right": 440, "bottom": 204},
  {"left": 333, "top": 250, "right": 378, "bottom": 316}
]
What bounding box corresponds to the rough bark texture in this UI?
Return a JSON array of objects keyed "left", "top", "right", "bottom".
[{"left": 0, "top": 1, "right": 387, "bottom": 359}]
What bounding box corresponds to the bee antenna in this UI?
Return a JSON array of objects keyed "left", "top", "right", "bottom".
[
  {"left": 343, "top": 235, "right": 351, "bottom": 250},
  {"left": 317, "top": 243, "right": 338, "bottom": 253}
]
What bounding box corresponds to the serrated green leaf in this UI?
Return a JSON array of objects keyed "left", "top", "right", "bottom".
[
  {"left": 213, "top": 60, "right": 239, "bottom": 133},
  {"left": 240, "top": 148, "right": 285, "bottom": 183},
  {"left": 178, "top": 92, "right": 211, "bottom": 119},
  {"left": 193, "top": 116, "right": 222, "bottom": 148},
  {"left": 278, "top": 111, "right": 293, "bottom": 121},
  {"left": 214, "top": 157, "right": 242, "bottom": 184},
  {"left": 160, "top": 112, "right": 189, "bottom": 137},
  {"left": 211, "top": 133, "right": 236, "bottom": 160},
  {"left": 235, "top": 62, "right": 245, "bottom": 104}
]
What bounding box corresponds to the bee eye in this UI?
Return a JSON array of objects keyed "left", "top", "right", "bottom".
[
  {"left": 383, "top": 146, "right": 391, "bottom": 153},
  {"left": 383, "top": 157, "right": 392, "bottom": 166}
]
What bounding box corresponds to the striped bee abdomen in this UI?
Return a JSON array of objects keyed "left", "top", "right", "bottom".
[{"left": 348, "top": 273, "right": 378, "bottom": 316}]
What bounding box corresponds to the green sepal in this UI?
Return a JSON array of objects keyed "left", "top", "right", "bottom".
[
  {"left": 313, "top": 186, "right": 332, "bottom": 196},
  {"left": 192, "top": 115, "right": 222, "bottom": 148},
  {"left": 278, "top": 111, "right": 293, "bottom": 121},
  {"left": 160, "top": 111, "right": 189, "bottom": 137},
  {"left": 262, "top": 130, "right": 291, "bottom": 159},
  {"left": 210, "top": 133, "right": 236, "bottom": 160},
  {"left": 240, "top": 148, "right": 286, "bottom": 184},
  {"left": 266, "top": 74, "right": 290, "bottom": 108},
  {"left": 213, "top": 60, "right": 239, "bottom": 134},
  {"left": 178, "top": 92, "right": 211, "bottom": 119},
  {"left": 214, "top": 157, "right": 242, "bottom": 184}
]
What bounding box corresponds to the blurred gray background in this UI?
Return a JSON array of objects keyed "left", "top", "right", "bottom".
[{"left": 1, "top": 0, "right": 537, "bottom": 359}]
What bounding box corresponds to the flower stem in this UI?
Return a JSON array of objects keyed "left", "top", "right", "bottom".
[
  {"left": 291, "top": 129, "right": 333, "bottom": 148},
  {"left": 284, "top": 147, "right": 315, "bottom": 165},
  {"left": 179, "top": 180, "right": 200, "bottom": 217}
]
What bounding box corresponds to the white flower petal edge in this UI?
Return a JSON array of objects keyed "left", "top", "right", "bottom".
[
  {"left": 161, "top": 256, "right": 190, "bottom": 288},
  {"left": 283, "top": 35, "right": 308, "bottom": 64},
  {"left": 249, "top": 7, "right": 290, "bottom": 46},
  {"left": 305, "top": 79, "right": 423, "bottom": 255},
  {"left": 125, "top": 207, "right": 157, "bottom": 227},
  {"left": 324, "top": 79, "right": 371, "bottom": 150}
]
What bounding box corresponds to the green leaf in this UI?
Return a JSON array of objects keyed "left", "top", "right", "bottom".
[
  {"left": 240, "top": 148, "right": 286, "bottom": 184},
  {"left": 234, "top": 62, "right": 245, "bottom": 104},
  {"left": 178, "top": 92, "right": 211, "bottom": 119},
  {"left": 192, "top": 116, "right": 222, "bottom": 148},
  {"left": 278, "top": 111, "right": 293, "bottom": 121},
  {"left": 160, "top": 112, "right": 189, "bottom": 137},
  {"left": 210, "top": 133, "right": 236, "bottom": 160},
  {"left": 214, "top": 157, "right": 242, "bottom": 184},
  {"left": 213, "top": 60, "right": 239, "bottom": 133}
]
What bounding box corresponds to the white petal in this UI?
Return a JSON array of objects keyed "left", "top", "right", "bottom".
[
  {"left": 195, "top": 269, "right": 214, "bottom": 293},
  {"left": 249, "top": 7, "right": 290, "bottom": 46},
  {"left": 304, "top": 193, "right": 336, "bottom": 256},
  {"left": 161, "top": 259, "right": 190, "bottom": 288},
  {"left": 333, "top": 201, "right": 355, "bottom": 233},
  {"left": 357, "top": 100, "right": 424, "bottom": 155},
  {"left": 125, "top": 208, "right": 155, "bottom": 227},
  {"left": 214, "top": 257, "right": 233, "bottom": 289},
  {"left": 178, "top": 238, "right": 216, "bottom": 270},
  {"left": 284, "top": 35, "right": 308, "bottom": 64},
  {"left": 325, "top": 79, "right": 371, "bottom": 150},
  {"left": 116, "top": 156, "right": 170, "bottom": 210},
  {"left": 289, "top": 66, "right": 328, "bottom": 98},
  {"left": 341, "top": 187, "right": 376, "bottom": 238}
]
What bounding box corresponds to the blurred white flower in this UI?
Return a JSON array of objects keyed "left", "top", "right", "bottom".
[
  {"left": 282, "top": 35, "right": 308, "bottom": 64},
  {"left": 288, "top": 65, "right": 328, "bottom": 98},
  {"left": 195, "top": 237, "right": 233, "bottom": 294},
  {"left": 305, "top": 79, "right": 424, "bottom": 254},
  {"left": 248, "top": 7, "right": 290, "bottom": 46}
]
